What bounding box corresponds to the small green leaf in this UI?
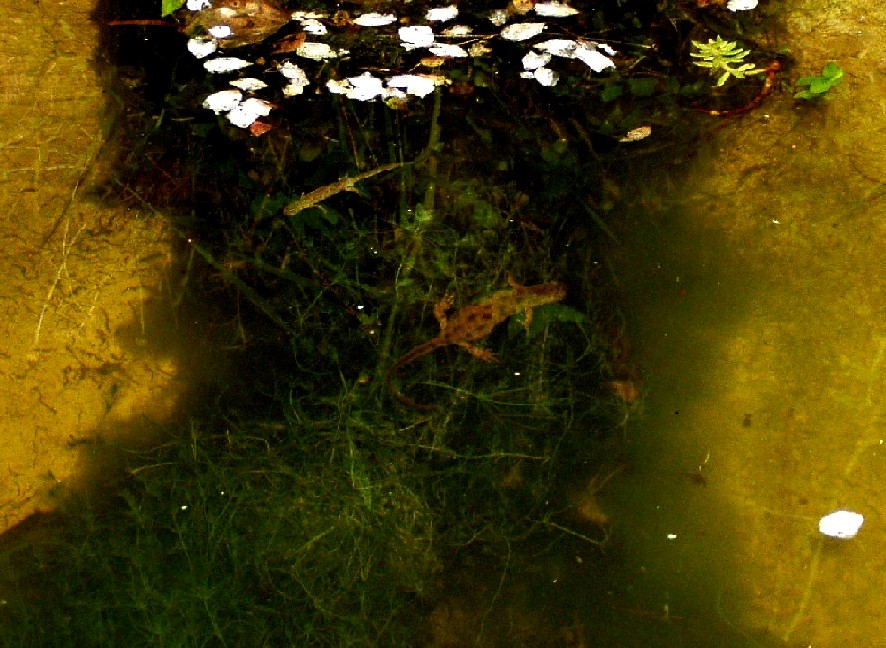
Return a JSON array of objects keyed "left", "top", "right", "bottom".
[
  {"left": 161, "top": 0, "right": 185, "bottom": 17},
  {"left": 821, "top": 62, "right": 843, "bottom": 80},
  {"left": 810, "top": 77, "right": 831, "bottom": 94}
]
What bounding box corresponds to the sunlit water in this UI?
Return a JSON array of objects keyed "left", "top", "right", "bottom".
[{"left": 603, "top": 1, "right": 885, "bottom": 645}]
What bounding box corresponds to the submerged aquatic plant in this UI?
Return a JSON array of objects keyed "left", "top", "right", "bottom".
[
  {"left": 793, "top": 61, "right": 843, "bottom": 100},
  {"left": 690, "top": 35, "right": 765, "bottom": 86}
]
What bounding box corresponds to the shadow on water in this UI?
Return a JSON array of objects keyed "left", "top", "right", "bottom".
[
  {"left": 605, "top": 200, "right": 772, "bottom": 645},
  {"left": 603, "top": 2, "right": 886, "bottom": 631}
]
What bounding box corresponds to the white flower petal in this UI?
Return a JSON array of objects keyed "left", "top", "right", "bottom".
[
  {"left": 188, "top": 37, "right": 218, "bottom": 59},
  {"left": 202, "top": 89, "right": 243, "bottom": 114},
  {"left": 327, "top": 78, "right": 350, "bottom": 95},
  {"left": 208, "top": 25, "right": 233, "bottom": 39},
  {"left": 279, "top": 61, "right": 303, "bottom": 78},
  {"left": 353, "top": 13, "right": 397, "bottom": 27},
  {"left": 522, "top": 50, "right": 551, "bottom": 70},
  {"left": 501, "top": 23, "right": 546, "bottom": 41},
  {"left": 187, "top": 0, "right": 210, "bottom": 10},
  {"left": 384, "top": 87, "right": 408, "bottom": 102},
  {"left": 297, "top": 42, "right": 346, "bottom": 60},
  {"left": 534, "top": 39, "right": 577, "bottom": 58},
  {"left": 819, "top": 510, "right": 864, "bottom": 539},
  {"left": 387, "top": 74, "right": 438, "bottom": 97},
  {"left": 283, "top": 80, "right": 307, "bottom": 97},
  {"left": 229, "top": 77, "right": 267, "bottom": 92},
  {"left": 573, "top": 43, "right": 615, "bottom": 72},
  {"left": 344, "top": 73, "right": 385, "bottom": 101},
  {"left": 429, "top": 43, "right": 468, "bottom": 58},
  {"left": 533, "top": 67, "right": 558, "bottom": 86},
  {"left": 204, "top": 57, "right": 253, "bottom": 73},
  {"left": 534, "top": 1, "right": 579, "bottom": 17},
  {"left": 280, "top": 63, "right": 310, "bottom": 97},
  {"left": 301, "top": 19, "right": 327, "bottom": 35},
  {"left": 399, "top": 25, "right": 435, "bottom": 49},
  {"left": 426, "top": 5, "right": 459, "bottom": 22},
  {"left": 227, "top": 98, "right": 272, "bottom": 128},
  {"left": 727, "top": 0, "right": 758, "bottom": 10}
]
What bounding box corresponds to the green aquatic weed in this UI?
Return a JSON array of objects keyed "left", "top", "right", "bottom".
[
  {"left": 161, "top": 0, "right": 185, "bottom": 17},
  {"left": 690, "top": 36, "right": 765, "bottom": 87},
  {"left": 794, "top": 62, "right": 843, "bottom": 100}
]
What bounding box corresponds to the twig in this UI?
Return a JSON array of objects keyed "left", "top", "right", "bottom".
[
  {"left": 32, "top": 215, "right": 87, "bottom": 351},
  {"left": 534, "top": 518, "right": 610, "bottom": 547}
]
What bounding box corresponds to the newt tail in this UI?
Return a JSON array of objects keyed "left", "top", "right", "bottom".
[{"left": 385, "top": 340, "right": 453, "bottom": 411}]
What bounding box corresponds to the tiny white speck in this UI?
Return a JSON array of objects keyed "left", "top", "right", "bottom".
[{"left": 666, "top": 533, "right": 677, "bottom": 540}]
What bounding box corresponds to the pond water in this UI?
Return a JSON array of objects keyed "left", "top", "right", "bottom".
[
  {"left": 0, "top": 0, "right": 882, "bottom": 645},
  {"left": 603, "top": 2, "right": 885, "bottom": 645}
]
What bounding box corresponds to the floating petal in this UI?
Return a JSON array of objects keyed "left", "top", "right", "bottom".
[
  {"left": 818, "top": 510, "right": 864, "bottom": 539},
  {"left": 501, "top": 23, "right": 546, "bottom": 41}
]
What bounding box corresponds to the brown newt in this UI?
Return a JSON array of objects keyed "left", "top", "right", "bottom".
[{"left": 386, "top": 277, "right": 567, "bottom": 411}]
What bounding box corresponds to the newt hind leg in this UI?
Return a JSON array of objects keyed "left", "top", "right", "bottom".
[
  {"left": 458, "top": 342, "right": 499, "bottom": 363},
  {"left": 434, "top": 293, "right": 455, "bottom": 331}
]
